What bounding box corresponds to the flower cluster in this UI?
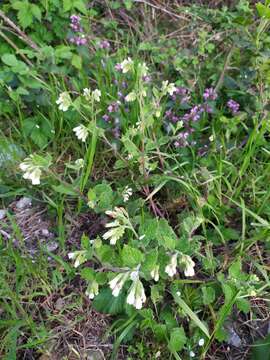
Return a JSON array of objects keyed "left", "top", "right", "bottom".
[
  {"left": 227, "top": 99, "right": 240, "bottom": 114},
  {"left": 19, "top": 154, "right": 51, "bottom": 185},
  {"left": 165, "top": 253, "right": 195, "bottom": 277},
  {"left": 68, "top": 250, "right": 87, "bottom": 268},
  {"left": 83, "top": 88, "right": 101, "bottom": 102},
  {"left": 109, "top": 270, "right": 146, "bottom": 310},
  {"left": 164, "top": 85, "right": 218, "bottom": 150},
  {"left": 102, "top": 207, "right": 132, "bottom": 245},
  {"left": 56, "top": 92, "right": 72, "bottom": 112},
  {"left": 115, "top": 57, "right": 134, "bottom": 73},
  {"left": 203, "top": 87, "right": 217, "bottom": 101},
  {"left": 171, "top": 86, "right": 190, "bottom": 103},
  {"left": 73, "top": 124, "right": 89, "bottom": 142},
  {"left": 122, "top": 186, "right": 132, "bottom": 202},
  {"left": 69, "top": 14, "right": 87, "bottom": 46},
  {"left": 86, "top": 281, "right": 99, "bottom": 299},
  {"left": 99, "top": 40, "right": 110, "bottom": 49}
]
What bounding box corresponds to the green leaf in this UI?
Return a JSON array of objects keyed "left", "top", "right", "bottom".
[
  {"left": 168, "top": 327, "right": 186, "bottom": 352},
  {"left": 31, "top": 4, "right": 41, "bottom": 21},
  {"left": 63, "top": 0, "right": 72, "bottom": 12},
  {"left": 251, "top": 334, "right": 270, "bottom": 360},
  {"left": 153, "top": 323, "right": 167, "bottom": 341},
  {"left": 92, "top": 288, "right": 125, "bottom": 315},
  {"left": 55, "top": 46, "right": 73, "bottom": 60},
  {"left": 87, "top": 183, "right": 113, "bottom": 212},
  {"left": 256, "top": 3, "right": 270, "bottom": 18},
  {"left": 1, "top": 54, "right": 18, "bottom": 67},
  {"left": 140, "top": 218, "right": 177, "bottom": 250},
  {"left": 202, "top": 286, "right": 216, "bottom": 305},
  {"left": 174, "top": 295, "right": 210, "bottom": 338},
  {"left": 80, "top": 267, "right": 95, "bottom": 281},
  {"left": 121, "top": 245, "right": 144, "bottom": 268},
  {"left": 141, "top": 249, "right": 158, "bottom": 274},
  {"left": 74, "top": 0, "right": 87, "bottom": 14},
  {"left": 16, "top": 2, "right": 33, "bottom": 28},
  {"left": 0, "top": 139, "right": 24, "bottom": 168},
  {"left": 52, "top": 184, "right": 78, "bottom": 196},
  {"left": 71, "top": 54, "right": 82, "bottom": 69},
  {"left": 236, "top": 298, "right": 250, "bottom": 313}
]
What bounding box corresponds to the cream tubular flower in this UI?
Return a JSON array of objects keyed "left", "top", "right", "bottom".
[
  {"left": 165, "top": 253, "right": 178, "bottom": 277},
  {"left": 23, "top": 167, "right": 42, "bottom": 185},
  {"left": 122, "top": 186, "right": 132, "bottom": 202},
  {"left": 86, "top": 281, "right": 99, "bottom": 299},
  {"left": 120, "top": 57, "right": 133, "bottom": 73},
  {"left": 127, "top": 279, "right": 146, "bottom": 310},
  {"left": 92, "top": 89, "right": 101, "bottom": 102},
  {"left": 19, "top": 155, "right": 44, "bottom": 185},
  {"left": 68, "top": 250, "right": 87, "bottom": 268},
  {"left": 161, "top": 81, "right": 177, "bottom": 96},
  {"left": 83, "top": 88, "right": 91, "bottom": 100},
  {"left": 150, "top": 265, "right": 159, "bottom": 282},
  {"left": 73, "top": 124, "right": 89, "bottom": 142},
  {"left": 138, "top": 62, "right": 148, "bottom": 77},
  {"left": 109, "top": 273, "right": 129, "bottom": 297},
  {"left": 102, "top": 224, "right": 125, "bottom": 245},
  {"left": 125, "top": 91, "right": 137, "bottom": 102},
  {"left": 56, "top": 92, "right": 72, "bottom": 111},
  {"left": 181, "top": 254, "right": 195, "bottom": 277}
]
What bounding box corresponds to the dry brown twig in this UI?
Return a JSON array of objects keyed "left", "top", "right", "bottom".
[{"left": 0, "top": 10, "right": 39, "bottom": 50}]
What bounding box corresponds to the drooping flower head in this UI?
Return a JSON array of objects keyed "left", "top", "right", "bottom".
[
  {"left": 109, "top": 272, "right": 129, "bottom": 297},
  {"left": 19, "top": 154, "right": 51, "bottom": 185},
  {"left": 126, "top": 278, "right": 146, "bottom": 309},
  {"left": 56, "top": 92, "right": 72, "bottom": 112},
  {"left": 86, "top": 281, "right": 99, "bottom": 299},
  {"left": 150, "top": 265, "right": 159, "bottom": 282},
  {"left": 73, "top": 124, "right": 89, "bottom": 142},
  {"left": 180, "top": 254, "right": 195, "bottom": 277},
  {"left": 162, "top": 80, "right": 177, "bottom": 96},
  {"left": 120, "top": 57, "right": 134, "bottom": 73},
  {"left": 165, "top": 253, "right": 178, "bottom": 277}
]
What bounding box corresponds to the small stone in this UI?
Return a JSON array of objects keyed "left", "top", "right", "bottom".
[
  {"left": 41, "top": 229, "right": 50, "bottom": 237},
  {"left": 16, "top": 197, "right": 32, "bottom": 209},
  {"left": 46, "top": 241, "right": 58, "bottom": 252},
  {"left": 86, "top": 350, "right": 105, "bottom": 360},
  {"left": 0, "top": 209, "right": 6, "bottom": 220},
  {"left": 227, "top": 327, "right": 242, "bottom": 347},
  {"left": 54, "top": 298, "right": 65, "bottom": 310}
]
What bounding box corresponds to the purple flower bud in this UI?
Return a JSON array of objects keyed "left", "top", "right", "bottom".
[
  {"left": 70, "top": 15, "right": 81, "bottom": 23},
  {"left": 117, "top": 91, "right": 124, "bottom": 99},
  {"left": 165, "top": 109, "right": 172, "bottom": 118},
  {"left": 102, "top": 114, "right": 110, "bottom": 122},
  {"left": 203, "top": 104, "right": 213, "bottom": 113},
  {"left": 107, "top": 102, "right": 119, "bottom": 113},
  {"left": 99, "top": 40, "right": 110, "bottom": 49},
  {"left": 112, "top": 127, "right": 121, "bottom": 138},
  {"left": 203, "top": 87, "right": 217, "bottom": 101},
  {"left": 142, "top": 75, "right": 151, "bottom": 83},
  {"left": 80, "top": 37, "right": 87, "bottom": 45},
  {"left": 227, "top": 99, "right": 240, "bottom": 114},
  {"left": 115, "top": 63, "right": 122, "bottom": 72}
]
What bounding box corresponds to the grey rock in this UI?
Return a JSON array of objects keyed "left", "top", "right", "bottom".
[
  {"left": 0, "top": 209, "right": 7, "bottom": 220},
  {"left": 46, "top": 241, "right": 58, "bottom": 252},
  {"left": 227, "top": 326, "right": 242, "bottom": 347},
  {"left": 16, "top": 197, "right": 32, "bottom": 209}
]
